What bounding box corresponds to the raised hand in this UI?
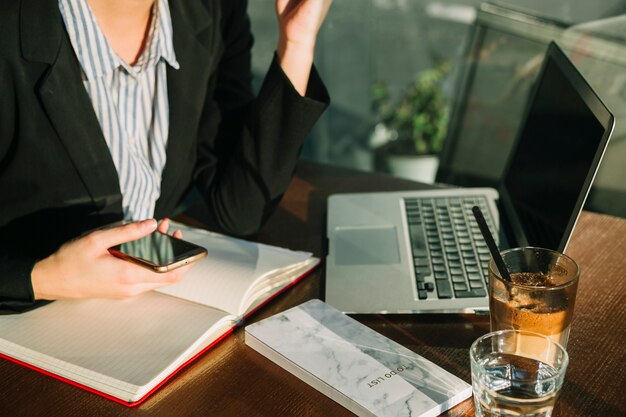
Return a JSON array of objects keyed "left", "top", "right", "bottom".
[{"left": 275, "top": 0, "right": 333, "bottom": 95}]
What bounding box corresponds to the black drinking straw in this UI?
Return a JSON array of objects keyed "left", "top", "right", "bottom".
[{"left": 472, "top": 206, "right": 512, "bottom": 282}]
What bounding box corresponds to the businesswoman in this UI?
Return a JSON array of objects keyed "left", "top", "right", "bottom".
[{"left": 0, "top": 0, "right": 331, "bottom": 311}]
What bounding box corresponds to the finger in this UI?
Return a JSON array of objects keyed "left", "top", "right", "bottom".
[
  {"left": 92, "top": 219, "right": 157, "bottom": 248},
  {"left": 164, "top": 263, "right": 193, "bottom": 283},
  {"left": 173, "top": 230, "right": 183, "bottom": 239},
  {"left": 125, "top": 264, "right": 191, "bottom": 296},
  {"left": 116, "top": 272, "right": 184, "bottom": 298},
  {"left": 118, "top": 281, "right": 172, "bottom": 299},
  {"left": 157, "top": 218, "right": 170, "bottom": 234},
  {"left": 116, "top": 259, "right": 193, "bottom": 284}
]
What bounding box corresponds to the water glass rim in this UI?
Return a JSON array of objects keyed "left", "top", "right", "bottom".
[
  {"left": 470, "top": 329, "right": 569, "bottom": 382},
  {"left": 489, "top": 246, "right": 579, "bottom": 290}
]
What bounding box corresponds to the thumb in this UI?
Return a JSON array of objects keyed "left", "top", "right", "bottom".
[{"left": 94, "top": 219, "right": 158, "bottom": 248}]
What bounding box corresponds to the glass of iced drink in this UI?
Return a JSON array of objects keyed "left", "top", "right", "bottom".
[
  {"left": 470, "top": 330, "right": 569, "bottom": 417},
  {"left": 488, "top": 247, "right": 579, "bottom": 349}
]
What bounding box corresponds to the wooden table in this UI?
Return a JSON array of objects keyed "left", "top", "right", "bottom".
[{"left": 2, "top": 160, "right": 625, "bottom": 416}]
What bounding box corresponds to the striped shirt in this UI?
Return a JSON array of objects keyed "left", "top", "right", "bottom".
[{"left": 58, "top": 0, "right": 179, "bottom": 221}]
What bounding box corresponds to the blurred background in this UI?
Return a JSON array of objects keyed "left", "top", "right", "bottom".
[{"left": 247, "top": 0, "right": 626, "bottom": 218}]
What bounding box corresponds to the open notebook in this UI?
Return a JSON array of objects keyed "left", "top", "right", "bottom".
[{"left": 0, "top": 222, "right": 319, "bottom": 406}]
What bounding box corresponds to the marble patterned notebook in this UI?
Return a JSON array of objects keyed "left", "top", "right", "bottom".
[{"left": 245, "top": 299, "right": 471, "bottom": 417}]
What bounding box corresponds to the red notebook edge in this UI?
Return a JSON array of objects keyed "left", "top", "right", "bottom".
[
  {"left": 0, "top": 326, "right": 236, "bottom": 407},
  {"left": 1, "top": 258, "right": 322, "bottom": 408}
]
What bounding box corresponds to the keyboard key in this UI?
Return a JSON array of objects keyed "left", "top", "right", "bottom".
[
  {"left": 450, "top": 267, "right": 463, "bottom": 275},
  {"left": 469, "top": 279, "right": 485, "bottom": 289},
  {"left": 415, "top": 266, "right": 431, "bottom": 277},
  {"left": 466, "top": 265, "right": 480, "bottom": 273},
  {"left": 449, "top": 260, "right": 462, "bottom": 267},
  {"left": 447, "top": 253, "right": 460, "bottom": 261},
  {"left": 418, "top": 290, "right": 428, "bottom": 300},
  {"left": 436, "top": 280, "right": 453, "bottom": 299},
  {"left": 433, "top": 264, "right": 446, "bottom": 272},
  {"left": 468, "top": 273, "right": 482, "bottom": 281},
  {"left": 432, "top": 257, "right": 444, "bottom": 265},
  {"left": 455, "top": 288, "right": 487, "bottom": 298},
  {"left": 408, "top": 224, "right": 427, "bottom": 257},
  {"left": 417, "top": 282, "right": 425, "bottom": 290},
  {"left": 425, "top": 282, "right": 435, "bottom": 292},
  {"left": 451, "top": 274, "right": 465, "bottom": 283},
  {"left": 434, "top": 272, "right": 449, "bottom": 280},
  {"left": 414, "top": 257, "right": 430, "bottom": 267},
  {"left": 453, "top": 282, "right": 468, "bottom": 291}
]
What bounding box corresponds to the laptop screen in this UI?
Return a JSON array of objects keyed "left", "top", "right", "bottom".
[{"left": 499, "top": 42, "right": 614, "bottom": 251}]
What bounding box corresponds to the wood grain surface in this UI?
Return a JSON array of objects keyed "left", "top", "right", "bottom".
[{"left": 1, "top": 160, "right": 625, "bottom": 416}]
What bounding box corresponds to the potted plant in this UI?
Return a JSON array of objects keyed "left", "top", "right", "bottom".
[{"left": 369, "top": 62, "right": 451, "bottom": 183}]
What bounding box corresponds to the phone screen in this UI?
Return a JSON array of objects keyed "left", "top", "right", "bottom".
[{"left": 109, "top": 231, "right": 207, "bottom": 270}]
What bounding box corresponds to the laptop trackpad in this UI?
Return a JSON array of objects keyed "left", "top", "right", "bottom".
[{"left": 333, "top": 226, "right": 400, "bottom": 266}]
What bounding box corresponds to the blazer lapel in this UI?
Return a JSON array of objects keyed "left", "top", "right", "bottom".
[
  {"left": 159, "top": 0, "right": 218, "bottom": 208},
  {"left": 22, "top": 0, "right": 122, "bottom": 217}
]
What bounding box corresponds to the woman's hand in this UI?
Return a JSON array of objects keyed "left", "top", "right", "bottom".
[
  {"left": 31, "top": 219, "right": 190, "bottom": 301},
  {"left": 275, "top": 0, "right": 333, "bottom": 95}
]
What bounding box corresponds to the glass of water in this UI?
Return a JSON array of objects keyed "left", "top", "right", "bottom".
[{"left": 470, "top": 330, "right": 569, "bottom": 417}]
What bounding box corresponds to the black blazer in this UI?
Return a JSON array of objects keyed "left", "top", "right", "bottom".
[{"left": 0, "top": 0, "right": 329, "bottom": 311}]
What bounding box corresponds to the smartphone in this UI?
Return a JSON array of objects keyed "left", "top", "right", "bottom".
[{"left": 108, "top": 231, "right": 208, "bottom": 273}]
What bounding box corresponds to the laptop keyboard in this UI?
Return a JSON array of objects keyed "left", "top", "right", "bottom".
[{"left": 404, "top": 196, "right": 497, "bottom": 300}]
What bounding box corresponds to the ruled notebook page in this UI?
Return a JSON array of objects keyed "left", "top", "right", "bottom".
[
  {"left": 0, "top": 292, "right": 232, "bottom": 401},
  {"left": 156, "top": 222, "right": 313, "bottom": 315}
]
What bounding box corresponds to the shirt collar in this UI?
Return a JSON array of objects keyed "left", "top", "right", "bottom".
[
  {"left": 155, "top": 0, "right": 180, "bottom": 70},
  {"left": 58, "top": 0, "right": 179, "bottom": 80},
  {"left": 131, "top": 0, "right": 180, "bottom": 73}
]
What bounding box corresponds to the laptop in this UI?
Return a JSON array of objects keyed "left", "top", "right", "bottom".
[{"left": 325, "top": 42, "right": 614, "bottom": 314}]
